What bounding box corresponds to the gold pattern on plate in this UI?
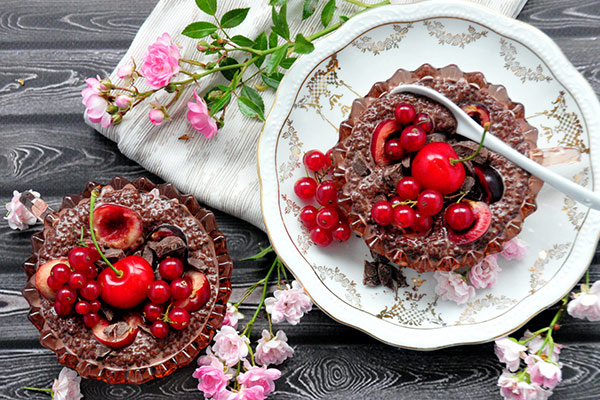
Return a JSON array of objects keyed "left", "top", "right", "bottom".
[
  {"left": 457, "top": 294, "right": 517, "bottom": 325},
  {"left": 376, "top": 291, "right": 445, "bottom": 327},
  {"left": 423, "top": 20, "right": 487, "bottom": 48},
  {"left": 529, "top": 242, "right": 572, "bottom": 293},
  {"left": 351, "top": 23, "right": 413, "bottom": 55},
  {"left": 296, "top": 229, "right": 313, "bottom": 255},
  {"left": 281, "top": 193, "right": 301, "bottom": 217},
  {"left": 277, "top": 119, "right": 303, "bottom": 183},
  {"left": 562, "top": 168, "right": 589, "bottom": 230},
  {"left": 530, "top": 91, "right": 588, "bottom": 154},
  {"left": 499, "top": 38, "right": 552, "bottom": 83},
  {"left": 312, "top": 264, "right": 362, "bottom": 307}
]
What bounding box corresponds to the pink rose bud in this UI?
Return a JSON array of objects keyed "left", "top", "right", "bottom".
[
  {"left": 149, "top": 109, "right": 165, "bottom": 126},
  {"left": 187, "top": 89, "right": 218, "bottom": 139},
  {"left": 115, "top": 95, "right": 132, "bottom": 109},
  {"left": 117, "top": 64, "right": 134, "bottom": 79}
]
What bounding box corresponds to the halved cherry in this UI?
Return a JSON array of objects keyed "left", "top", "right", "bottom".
[
  {"left": 92, "top": 314, "right": 142, "bottom": 349},
  {"left": 370, "top": 119, "right": 401, "bottom": 166},
  {"left": 461, "top": 104, "right": 490, "bottom": 126},
  {"left": 35, "top": 259, "right": 69, "bottom": 300},
  {"left": 447, "top": 201, "right": 491, "bottom": 245},
  {"left": 474, "top": 164, "right": 504, "bottom": 203},
  {"left": 92, "top": 204, "right": 143, "bottom": 250},
  {"left": 173, "top": 271, "right": 211, "bottom": 312}
]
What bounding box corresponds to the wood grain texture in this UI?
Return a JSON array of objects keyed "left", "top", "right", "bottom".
[{"left": 0, "top": 0, "right": 599, "bottom": 398}]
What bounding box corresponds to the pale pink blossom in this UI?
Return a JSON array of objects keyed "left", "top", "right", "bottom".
[
  {"left": 501, "top": 237, "right": 529, "bottom": 261},
  {"left": 233, "top": 386, "right": 265, "bottom": 400},
  {"left": 115, "top": 94, "right": 132, "bottom": 109},
  {"left": 4, "top": 190, "right": 39, "bottom": 230},
  {"left": 117, "top": 63, "right": 135, "bottom": 79},
  {"left": 193, "top": 364, "right": 231, "bottom": 398},
  {"left": 187, "top": 89, "right": 218, "bottom": 139},
  {"left": 433, "top": 271, "right": 475, "bottom": 305},
  {"left": 494, "top": 337, "right": 527, "bottom": 372},
  {"left": 81, "top": 77, "right": 111, "bottom": 128},
  {"left": 255, "top": 330, "right": 294, "bottom": 366},
  {"left": 237, "top": 365, "right": 281, "bottom": 396},
  {"left": 469, "top": 254, "right": 502, "bottom": 289},
  {"left": 520, "top": 330, "right": 562, "bottom": 362},
  {"left": 498, "top": 371, "right": 546, "bottom": 400},
  {"left": 222, "top": 303, "right": 244, "bottom": 330},
  {"left": 567, "top": 281, "right": 600, "bottom": 321},
  {"left": 140, "top": 32, "right": 180, "bottom": 89},
  {"left": 198, "top": 348, "right": 225, "bottom": 369},
  {"left": 212, "top": 325, "right": 250, "bottom": 367},
  {"left": 525, "top": 355, "right": 562, "bottom": 390},
  {"left": 149, "top": 109, "right": 165, "bottom": 126},
  {"left": 265, "top": 280, "right": 312, "bottom": 325},
  {"left": 51, "top": 367, "right": 83, "bottom": 400}
]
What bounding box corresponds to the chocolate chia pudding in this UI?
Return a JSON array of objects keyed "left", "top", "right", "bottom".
[
  {"left": 22, "top": 177, "right": 233, "bottom": 384},
  {"left": 332, "top": 64, "right": 543, "bottom": 273}
]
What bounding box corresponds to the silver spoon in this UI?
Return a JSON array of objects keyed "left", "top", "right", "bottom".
[{"left": 390, "top": 84, "right": 600, "bottom": 210}]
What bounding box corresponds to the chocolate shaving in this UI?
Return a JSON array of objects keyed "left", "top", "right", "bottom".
[
  {"left": 363, "top": 260, "right": 380, "bottom": 287},
  {"left": 103, "top": 248, "right": 125, "bottom": 261},
  {"left": 378, "top": 263, "right": 395, "bottom": 289},
  {"left": 137, "top": 322, "right": 153, "bottom": 336},
  {"left": 426, "top": 133, "right": 447, "bottom": 143},
  {"left": 93, "top": 344, "right": 112, "bottom": 360},
  {"left": 460, "top": 176, "right": 476, "bottom": 193},
  {"left": 100, "top": 306, "right": 115, "bottom": 322},
  {"left": 188, "top": 257, "right": 208, "bottom": 273},
  {"left": 382, "top": 163, "right": 404, "bottom": 190},
  {"left": 352, "top": 158, "right": 370, "bottom": 177},
  {"left": 141, "top": 245, "right": 155, "bottom": 266},
  {"left": 401, "top": 154, "right": 412, "bottom": 169},
  {"left": 154, "top": 236, "right": 186, "bottom": 259},
  {"left": 103, "top": 321, "right": 130, "bottom": 338}
]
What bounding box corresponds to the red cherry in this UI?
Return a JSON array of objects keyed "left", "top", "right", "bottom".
[
  {"left": 143, "top": 302, "right": 165, "bottom": 322},
  {"left": 303, "top": 150, "right": 327, "bottom": 171},
  {"left": 68, "top": 247, "right": 93, "bottom": 271},
  {"left": 415, "top": 113, "right": 433, "bottom": 133},
  {"left": 54, "top": 300, "right": 73, "bottom": 318},
  {"left": 98, "top": 255, "right": 154, "bottom": 309},
  {"left": 83, "top": 312, "right": 100, "bottom": 328},
  {"left": 151, "top": 320, "right": 170, "bottom": 339},
  {"left": 393, "top": 205, "right": 416, "bottom": 228},
  {"left": 171, "top": 278, "right": 192, "bottom": 300},
  {"left": 400, "top": 125, "right": 427, "bottom": 152},
  {"left": 294, "top": 177, "right": 317, "bottom": 200},
  {"left": 412, "top": 211, "right": 433, "bottom": 233},
  {"left": 80, "top": 281, "right": 101, "bottom": 300},
  {"left": 412, "top": 142, "right": 466, "bottom": 195},
  {"left": 325, "top": 148, "right": 334, "bottom": 167},
  {"left": 299, "top": 205, "right": 318, "bottom": 229},
  {"left": 75, "top": 301, "right": 91, "bottom": 315},
  {"left": 47, "top": 276, "right": 62, "bottom": 291},
  {"left": 444, "top": 203, "right": 475, "bottom": 231},
  {"left": 384, "top": 139, "right": 404, "bottom": 160},
  {"left": 57, "top": 287, "right": 77, "bottom": 305},
  {"left": 417, "top": 190, "right": 444, "bottom": 216},
  {"left": 315, "top": 181, "right": 337, "bottom": 206},
  {"left": 168, "top": 307, "right": 190, "bottom": 330},
  {"left": 148, "top": 280, "right": 171, "bottom": 304},
  {"left": 371, "top": 201, "right": 393, "bottom": 226},
  {"left": 68, "top": 272, "right": 87, "bottom": 290},
  {"left": 394, "top": 103, "right": 416, "bottom": 124},
  {"left": 332, "top": 223, "right": 351, "bottom": 242},
  {"left": 89, "top": 300, "right": 101, "bottom": 313},
  {"left": 396, "top": 177, "right": 421, "bottom": 200},
  {"left": 50, "top": 263, "right": 71, "bottom": 285},
  {"left": 316, "top": 207, "right": 339, "bottom": 230},
  {"left": 158, "top": 258, "right": 184, "bottom": 281},
  {"left": 311, "top": 227, "right": 332, "bottom": 247}
]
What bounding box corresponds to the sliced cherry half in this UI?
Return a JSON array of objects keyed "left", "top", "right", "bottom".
[
  {"left": 474, "top": 164, "right": 504, "bottom": 204},
  {"left": 92, "top": 314, "right": 142, "bottom": 349},
  {"left": 370, "top": 119, "right": 401, "bottom": 166},
  {"left": 447, "top": 201, "right": 492, "bottom": 245},
  {"left": 35, "top": 259, "right": 70, "bottom": 301},
  {"left": 93, "top": 204, "right": 143, "bottom": 250},
  {"left": 173, "top": 271, "right": 211, "bottom": 312},
  {"left": 461, "top": 104, "right": 490, "bottom": 126}
]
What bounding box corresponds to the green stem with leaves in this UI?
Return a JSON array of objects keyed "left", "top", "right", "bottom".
[{"left": 24, "top": 387, "right": 53, "bottom": 398}]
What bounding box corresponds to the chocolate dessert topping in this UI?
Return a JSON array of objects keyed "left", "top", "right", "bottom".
[{"left": 104, "top": 321, "right": 130, "bottom": 338}]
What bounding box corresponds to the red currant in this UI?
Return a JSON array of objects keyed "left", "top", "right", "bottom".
[
  {"left": 316, "top": 207, "right": 339, "bottom": 230},
  {"left": 85, "top": 243, "right": 101, "bottom": 262},
  {"left": 444, "top": 203, "right": 475, "bottom": 231},
  {"left": 384, "top": 139, "right": 404, "bottom": 160},
  {"left": 158, "top": 257, "right": 184, "bottom": 281},
  {"left": 83, "top": 265, "right": 98, "bottom": 279},
  {"left": 83, "top": 312, "right": 100, "bottom": 328},
  {"left": 151, "top": 320, "right": 170, "bottom": 339},
  {"left": 417, "top": 190, "right": 444, "bottom": 216},
  {"left": 148, "top": 280, "right": 171, "bottom": 304},
  {"left": 393, "top": 205, "right": 416, "bottom": 228},
  {"left": 50, "top": 263, "right": 71, "bottom": 285},
  {"left": 325, "top": 148, "right": 334, "bottom": 167},
  {"left": 47, "top": 276, "right": 62, "bottom": 291},
  {"left": 394, "top": 103, "right": 416, "bottom": 124},
  {"left": 389, "top": 196, "right": 402, "bottom": 207},
  {"left": 54, "top": 300, "right": 73, "bottom": 318},
  {"left": 315, "top": 181, "right": 338, "bottom": 206},
  {"left": 68, "top": 272, "right": 87, "bottom": 290},
  {"left": 170, "top": 278, "right": 192, "bottom": 300},
  {"left": 311, "top": 227, "right": 332, "bottom": 247},
  {"left": 415, "top": 113, "right": 433, "bottom": 133},
  {"left": 75, "top": 301, "right": 91, "bottom": 315},
  {"left": 413, "top": 211, "right": 433, "bottom": 233},
  {"left": 80, "top": 281, "right": 101, "bottom": 300},
  {"left": 143, "top": 302, "right": 165, "bottom": 322},
  {"left": 371, "top": 201, "right": 394, "bottom": 226},
  {"left": 89, "top": 300, "right": 101, "bottom": 313},
  {"left": 396, "top": 177, "right": 421, "bottom": 200},
  {"left": 56, "top": 287, "right": 77, "bottom": 305},
  {"left": 303, "top": 150, "right": 327, "bottom": 171},
  {"left": 400, "top": 125, "right": 426, "bottom": 152},
  {"left": 294, "top": 177, "right": 317, "bottom": 200},
  {"left": 168, "top": 307, "right": 190, "bottom": 330},
  {"left": 299, "top": 205, "right": 318, "bottom": 229},
  {"left": 68, "top": 247, "right": 93, "bottom": 272},
  {"left": 332, "top": 223, "right": 351, "bottom": 242}
]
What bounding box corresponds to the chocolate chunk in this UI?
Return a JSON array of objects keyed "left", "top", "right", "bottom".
[
  {"left": 100, "top": 306, "right": 115, "bottom": 322},
  {"left": 363, "top": 260, "right": 380, "bottom": 287},
  {"left": 378, "top": 263, "right": 394, "bottom": 289},
  {"left": 141, "top": 245, "right": 155, "bottom": 266},
  {"left": 426, "top": 133, "right": 447, "bottom": 143},
  {"left": 382, "top": 163, "right": 404, "bottom": 190},
  {"left": 93, "top": 344, "right": 112, "bottom": 360},
  {"left": 373, "top": 253, "right": 389, "bottom": 264},
  {"left": 392, "top": 267, "right": 408, "bottom": 288},
  {"left": 104, "top": 321, "right": 130, "bottom": 338},
  {"left": 154, "top": 236, "right": 186, "bottom": 259},
  {"left": 453, "top": 141, "right": 489, "bottom": 163},
  {"left": 352, "top": 158, "right": 370, "bottom": 177},
  {"left": 188, "top": 257, "right": 208, "bottom": 272},
  {"left": 137, "top": 322, "right": 153, "bottom": 336},
  {"left": 460, "top": 176, "right": 476, "bottom": 193},
  {"left": 401, "top": 154, "right": 412, "bottom": 169},
  {"left": 103, "top": 248, "right": 125, "bottom": 262}
]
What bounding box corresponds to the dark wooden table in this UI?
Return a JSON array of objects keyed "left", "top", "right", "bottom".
[{"left": 1, "top": 0, "right": 599, "bottom": 398}]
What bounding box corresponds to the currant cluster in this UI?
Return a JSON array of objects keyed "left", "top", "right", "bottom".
[{"left": 293, "top": 149, "right": 351, "bottom": 247}]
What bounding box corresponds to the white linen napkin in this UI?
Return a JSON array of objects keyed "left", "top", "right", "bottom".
[{"left": 85, "top": 0, "right": 528, "bottom": 230}]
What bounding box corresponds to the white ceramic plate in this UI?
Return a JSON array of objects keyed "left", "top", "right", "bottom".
[{"left": 257, "top": 0, "right": 600, "bottom": 349}]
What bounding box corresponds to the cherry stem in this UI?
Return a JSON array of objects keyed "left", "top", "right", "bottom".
[
  {"left": 416, "top": 119, "right": 429, "bottom": 127},
  {"left": 89, "top": 187, "right": 123, "bottom": 278},
  {"left": 449, "top": 122, "right": 491, "bottom": 166}
]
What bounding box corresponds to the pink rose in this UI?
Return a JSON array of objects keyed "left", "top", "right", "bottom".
[
  {"left": 149, "top": 109, "right": 165, "bottom": 126},
  {"left": 567, "top": 281, "right": 600, "bottom": 321},
  {"left": 117, "top": 63, "right": 134, "bottom": 79},
  {"left": 237, "top": 365, "right": 281, "bottom": 396},
  {"left": 265, "top": 280, "right": 312, "bottom": 325},
  {"left": 501, "top": 237, "right": 528, "bottom": 261},
  {"left": 498, "top": 371, "right": 547, "bottom": 400},
  {"left": 469, "top": 254, "right": 502, "bottom": 289},
  {"left": 115, "top": 94, "right": 131, "bottom": 109},
  {"left": 525, "top": 355, "right": 562, "bottom": 390},
  {"left": 212, "top": 325, "right": 250, "bottom": 367},
  {"left": 433, "top": 271, "right": 475, "bottom": 305},
  {"left": 187, "top": 89, "right": 218, "bottom": 139},
  {"left": 51, "top": 367, "right": 83, "bottom": 400},
  {"left": 255, "top": 330, "right": 294, "bottom": 366},
  {"left": 140, "top": 32, "right": 180, "bottom": 89},
  {"left": 233, "top": 386, "right": 265, "bottom": 400},
  {"left": 222, "top": 303, "right": 244, "bottom": 330},
  {"left": 494, "top": 337, "right": 527, "bottom": 372},
  {"left": 81, "top": 77, "right": 111, "bottom": 128},
  {"left": 4, "top": 190, "right": 39, "bottom": 230},
  {"left": 193, "top": 365, "right": 230, "bottom": 398},
  {"left": 519, "top": 330, "right": 562, "bottom": 362}
]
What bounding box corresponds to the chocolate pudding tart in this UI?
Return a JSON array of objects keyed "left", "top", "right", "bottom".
[
  {"left": 332, "top": 64, "right": 543, "bottom": 273},
  {"left": 22, "top": 177, "right": 233, "bottom": 384}
]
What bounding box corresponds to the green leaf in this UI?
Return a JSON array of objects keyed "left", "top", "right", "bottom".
[
  {"left": 293, "top": 33, "right": 314, "bottom": 54},
  {"left": 302, "top": 0, "right": 319, "bottom": 20},
  {"left": 268, "top": 0, "right": 287, "bottom": 5},
  {"left": 221, "top": 8, "right": 250, "bottom": 29},
  {"left": 321, "top": 0, "right": 335, "bottom": 28},
  {"left": 241, "top": 85, "right": 265, "bottom": 113},
  {"left": 280, "top": 57, "right": 297, "bottom": 69},
  {"left": 231, "top": 35, "right": 254, "bottom": 47},
  {"left": 253, "top": 32, "right": 268, "bottom": 68},
  {"left": 271, "top": 4, "right": 290, "bottom": 40},
  {"left": 219, "top": 57, "right": 241, "bottom": 81},
  {"left": 182, "top": 21, "right": 218, "bottom": 39},
  {"left": 195, "top": 0, "right": 217, "bottom": 15},
  {"left": 241, "top": 245, "right": 273, "bottom": 260},
  {"left": 261, "top": 72, "right": 284, "bottom": 89},
  {"left": 209, "top": 91, "right": 232, "bottom": 116},
  {"left": 265, "top": 44, "right": 289, "bottom": 75},
  {"left": 340, "top": 15, "right": 349, "bottom": 24},
  {"left": 268, "top": 31, "right": 278, "bottom": 49},
  {"left": 238, "top": 96, "right": 265, "bottom": 121}
]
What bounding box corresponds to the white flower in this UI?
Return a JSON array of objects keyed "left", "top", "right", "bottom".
[
  {"left": 52, "top": 368, "right": 83, "bottom": 400},
  {"left": 494, "top": 337, "right": 527, "bottom": 372},
  {"left": 222, "top": 302, "right": 244, "bottom": 330},
  {"left": 469, "top": 254, "right": 502, "bottom": 289},
  {"left": 212, "top": 325, "right": 250, "bottom": 367},
  {"left": 255, "top": 330, "right": 294, "bottom": 366},
  {"left": 4, "top": 190, "right": 39, "bottom": 230},
  {"left": 265, "top": 280, "right": 312, "bottom": 325},
  {"left": 433, "top": 271, "right": 475, "bottom": 305},
  {"left": 567, "top": 281, "right": 600, "bottom": 321}
]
